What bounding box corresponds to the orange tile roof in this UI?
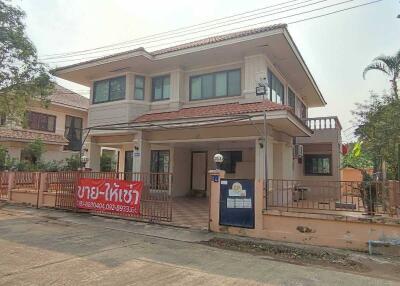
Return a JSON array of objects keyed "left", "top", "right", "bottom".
[
  {"left": 152, "top": 24, "right": 287, "bottom": 55},
  {"left": 133, "top": 100, "right": 291, "bottom": 123},
  {"left": 50, "top": 84, "right": 89, "bottom": 110},
  {"left": 0, "top": 129, "right": 68, "bottom": 144}
]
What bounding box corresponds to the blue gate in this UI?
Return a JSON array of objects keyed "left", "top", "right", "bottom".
[{"left": 219, "top": 179, "right": 254, "bottom": 229}]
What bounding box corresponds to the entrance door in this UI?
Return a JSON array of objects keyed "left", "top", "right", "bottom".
[{"left": 191, "top": 151, "right": 207, "bottom": 193}]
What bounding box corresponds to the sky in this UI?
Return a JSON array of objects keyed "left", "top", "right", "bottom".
[{"left": 10, "top": 0, "right": 400, "bottom": 141}]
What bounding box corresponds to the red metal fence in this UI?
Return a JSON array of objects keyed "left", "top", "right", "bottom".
[
  {"left": 267, "top": 179, "right": 400, "bottom": 216},
  {"left": 0, "top": 172, "right": 8, "bottom": 200},
  {"left": 48, "top": 171, "right": 173, "bottom": 222}
]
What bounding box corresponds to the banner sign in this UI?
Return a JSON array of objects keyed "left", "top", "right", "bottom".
[{"left": 76, "top": 178, "right": 143, "bottom": 215}]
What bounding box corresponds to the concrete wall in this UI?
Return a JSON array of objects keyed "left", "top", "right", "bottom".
[
  {"left": 341, "top": 167, "right": 373, "bottom": 182},
  {"left": 209, "top": 172, "right": 400, "bottom": 252},
  {"left": 295, "top": 126, "right": 342, "bottom": 182},
  {"left": 2, "top": 141, "right": 78, "bottom": 162}
]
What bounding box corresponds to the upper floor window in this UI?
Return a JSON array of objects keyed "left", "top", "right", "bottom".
[
  {"left": 134, "top": 76, "right": 145, "bottom": 100},
  {"left": 64, "top": 115, "right": 83, "bottom": 151},
  {"left": 93, "top": 76, "right": 126, "bottom": 104},
  {"left": 298, "top": 98, "right": 307, "bottom": 119},
  {"left": 267, "top": 69, "right": 284, "bottom": 104},
  {"left": 190, "top": 69, "right": 241, "bottom": 101},
  {"left": 27, "top": 111, "right": 56, "bottom": 133},
  {"left": 152, "top": 75, "right": 170, "bottom": 101},
  {"left": 288, "top": 88, "right": 296, "bottom": 109}
]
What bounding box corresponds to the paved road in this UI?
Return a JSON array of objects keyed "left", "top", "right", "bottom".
[{"left": 0, "top": 204, "right": 397, "bottom": 286}]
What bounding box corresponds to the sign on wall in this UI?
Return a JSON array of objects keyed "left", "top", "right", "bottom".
[
  {"left": 219, "top": 179, "right": 254, "bottom": 228},
  {"left": 76, "top": 178, "right": 143, "bottom": 215}
]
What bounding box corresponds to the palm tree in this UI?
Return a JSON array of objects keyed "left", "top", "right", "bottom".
[{"left": 363, "top": 50, "right": 400, "bottom": 100}]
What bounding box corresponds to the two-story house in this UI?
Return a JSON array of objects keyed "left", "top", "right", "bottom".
[
  {"left": 53, "top": 24, "right": 341, "bottom": 198},
  {"left": 0, "top": 84, "right": 89, "bottom": 163}
]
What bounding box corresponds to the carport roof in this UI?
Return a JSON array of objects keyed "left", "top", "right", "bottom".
[{"left": 133, "top": 100, "right": 291, "bottom": 123}]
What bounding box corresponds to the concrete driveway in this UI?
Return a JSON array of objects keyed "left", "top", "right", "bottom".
[{"left": 0, "top": 204, "right": 397, "bottom": 286}]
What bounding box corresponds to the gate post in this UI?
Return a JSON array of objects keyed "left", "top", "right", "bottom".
[
  {"left": 37, "top": 173, "right": 48, "bottom": 208},
  {"left": 7, "top": 172, "right": 15, "bottom": 201},
  {"left": 208, "top": 169, "right": 225, "bottom": 231}
]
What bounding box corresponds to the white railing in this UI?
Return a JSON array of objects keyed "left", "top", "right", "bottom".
[{"left": 305, "top": 116, "right": 342, "bottom": 130}]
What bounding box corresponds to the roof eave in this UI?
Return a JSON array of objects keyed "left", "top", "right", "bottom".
[{"left": 282, "top": 28, "right": 327, "bottom": 107}]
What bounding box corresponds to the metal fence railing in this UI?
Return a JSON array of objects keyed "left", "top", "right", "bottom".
[
  {"left": 0, "top": 172, "right": 9, "bottom": 200},
  {"left": 13, "top": 172, "right": 40, "bottom": 192},
  {"left": 47, "top": 171, "right": 173, "bottom": 222},
  {"left": 266, "top": 179, "right": 400, "bottom": 217}
]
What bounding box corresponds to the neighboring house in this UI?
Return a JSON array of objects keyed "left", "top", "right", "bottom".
[
  {"left": 53, "top": 23, "right": 341, "bottom": 196},
  {"left": 0, "top": 84, "right": 89, "bottom": 163}
]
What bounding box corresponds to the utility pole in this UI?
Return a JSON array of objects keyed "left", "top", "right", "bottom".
[{"left": 256, "top": 77, "right": 269, "bottom": 207}]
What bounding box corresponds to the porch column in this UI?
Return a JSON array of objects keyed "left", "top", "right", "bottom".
[
  {"left": 87, "top": 141, "right": 101, "bottom": 171},
  {"left": 255, "top": 136, "right": 274, "bottom": 181},
  {"left": 134, "top": 139, "right": 150, "bottom": 173},
  {"left": 255, "top": 139, "right": 265, "bottom": 181}
]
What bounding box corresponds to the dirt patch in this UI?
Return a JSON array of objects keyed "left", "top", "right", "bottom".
[{"left": 204, "top": 238, "right": 368, "bottom": 272}]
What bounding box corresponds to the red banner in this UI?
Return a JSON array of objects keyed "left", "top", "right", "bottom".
[{"left": 76, "top": 178, "right": 143, "bottom": 215}]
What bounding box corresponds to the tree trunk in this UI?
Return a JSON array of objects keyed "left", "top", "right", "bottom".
[{"left": 392, "top": 75, "right": 399, "bottom": 100}]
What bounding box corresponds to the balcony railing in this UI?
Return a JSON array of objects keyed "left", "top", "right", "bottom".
[{"left": 305, "top": 116, "right": 342, "bottom": 130}]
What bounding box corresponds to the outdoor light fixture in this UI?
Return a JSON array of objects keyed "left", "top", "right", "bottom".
[
  {"left": 81, "top": 155, "right": 88, "bottom": 164},
  {"left": 213, "top": 153, "right": 224, "bottom": 170}
]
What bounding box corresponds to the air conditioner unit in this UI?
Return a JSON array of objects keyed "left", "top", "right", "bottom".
[{"left": 293, "top": 144, "right": 304, "bottom": 158}]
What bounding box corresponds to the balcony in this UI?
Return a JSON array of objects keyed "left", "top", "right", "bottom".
[{"left": 305, "top": 116, "right": 342, "bottom": 131}]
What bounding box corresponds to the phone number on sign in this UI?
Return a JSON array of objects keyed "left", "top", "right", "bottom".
[{"left": 77, "top": 201, "right": 140, "bottom": 214}]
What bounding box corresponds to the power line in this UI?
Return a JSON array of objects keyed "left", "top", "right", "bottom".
[
  {"left": 40, "top": 0, "right": 326, "bottom": 61},
  {"left": 39, "top": 0, "right": 312, "bottom": 59},
  {"left": 45, "top": 0, "right": 381, "bottom": 65}
]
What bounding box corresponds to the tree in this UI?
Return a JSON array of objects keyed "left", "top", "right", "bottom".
[
  {"left": 0, "top": 0, "right": 54, "bottom": 124},
  {"left": 342, "top": 141, "right": 374, "bottom": 170},
  {"left": 21, "top": 139, "right": 44, "bottom": 164},
  {"left": 353, "top": 93, "right": 400, "bottom": 179},
  {"left": 0, "top": 145, "right": 8, "bottom": 170},
  {"left": 363, "top": 49, "right": 400, "bottom": 100}
]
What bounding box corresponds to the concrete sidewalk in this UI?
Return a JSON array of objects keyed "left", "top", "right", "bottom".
[{"left": 0, "top": 204, "right": 398, "bottom": 286}]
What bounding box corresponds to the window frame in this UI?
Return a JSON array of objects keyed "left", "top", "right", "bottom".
[
  {"left": 64, "top": 115, "right": 83, "bottom": 151},
  {"left": 134, "top": 75, "right": 145, "bottom": 100},
  {"left": 267, "top": 69, "right": 285, "bottom": 104},
  {"left": 152, "top": 75, "right": 170, "bottom": 101},
  {"left": 304, "top": 154, "right": 332, "bottom": 176},
  {"left": 288, "top": 87, "right": 296, "bottom": 110},
  {"left": 150, "top": 150, "right": 170, "bottom": 173},
  {"left": 93, "top": 76, "right": 126, "bottom": 104},
  {"left": 189, "top": 69, "right": 241, "bottom": 101},
  {"left": 26, "top": 111, "right": 56, "bottom": 133},
  {"left": 219, "top": 151, "right": 242, "bottom": 174}
]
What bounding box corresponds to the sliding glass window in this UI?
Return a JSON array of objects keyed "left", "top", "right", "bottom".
[
  {"left": 152, "top": 75, "right": 170, "bottom": 101},
  {"left": 93, "top": 76, "right": 126, "bottom": 104},
  {"left": 267, "top": 69, "right": 284, "bottom": 104},
  {"left": 134, "top": 76, "right": 145, "bottom": 100},
  {"left": 190, "top": 69, "right": 241, "bottom": 101}
]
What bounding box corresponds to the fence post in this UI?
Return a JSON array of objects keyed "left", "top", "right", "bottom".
[
  {"left": 37, "top": 173, "right": 48, "bottom": 208},
  {"left": 7, "top": 172, "right": 15, "bottom": 201}
]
